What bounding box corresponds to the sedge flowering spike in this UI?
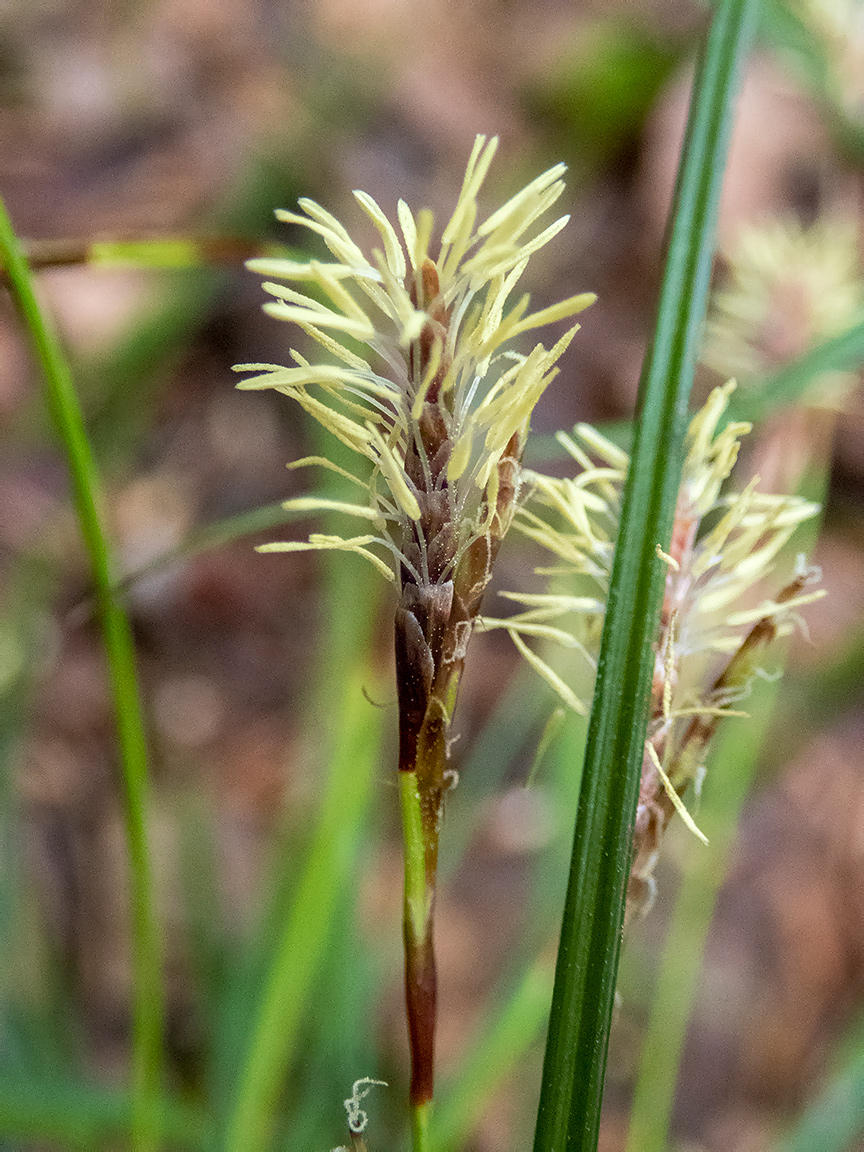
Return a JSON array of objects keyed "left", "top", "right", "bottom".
[
  {"left": 484, "top": 382, "right": 825, "bottom": 916},
  {"left": 236, "top": 137, "right": 594, "bottom": 1116},
  {"left": 235, "top": 133, "right": 595, "bottom": 592}
]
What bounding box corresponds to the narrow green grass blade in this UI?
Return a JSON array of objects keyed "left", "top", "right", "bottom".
[
  {"left": 0, "top": 567, "right": 42, "bottom": 1077},
  {"left": 94, "top": 500, "right": 305, "bottom": 609},
  {"left": 532, "top": 2, "right": 760, "bottom": 1148},
  {"left": 760, "top": 0, "right": 864, "bottom": 165},
  {"left": 277, "top": 882, "right": 382, "bottom": 1149},
  {"left": 728, "top": 318, "right": 864, "bottom": 424},
  {"left": 0, "top": 198, "right": 163, "bottom": 1151},
  {"left": 3, "top": 235, "right": 294, "bottom": 272},
  {"left": 0, "top": 564, "right": 91, "bottom": 1084},
  {"left": 79, "top": 159, "right": 306, "bottom": 465}
]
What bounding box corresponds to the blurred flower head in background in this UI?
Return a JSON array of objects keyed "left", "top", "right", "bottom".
[
  {"left": 798, "top": 0, "right": 864, "bottom": 117},
  {"left": 702, "top": 215, "right": 863, "bottom": 403}
]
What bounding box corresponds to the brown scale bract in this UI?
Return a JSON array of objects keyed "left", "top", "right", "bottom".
[{"left": 395, "top": 259, "right": 523, "bottom": 809}]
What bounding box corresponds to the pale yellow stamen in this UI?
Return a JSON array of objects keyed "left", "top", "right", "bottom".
[
  {"left": 353, "top": 190, "right": 407, "bottom": 281},
  {"left": 281, "top": 497, "right": 383, "bottom": 522},
  {"left": 478, "top": 162, "right": 566, "bottom": 241},
  {"left": 508, "top": 631, "right": 587, "bottom": 714},
  {"left": 411, "top": 340, "right": 445, "bottom": 420},
  {"left": 396, "top": 200, "right": 417, "bottom": 269},
  {"left": 499, "top": 590, "right": 604, "bottom": 614},
  {"left": 478, "top": 618, "right": 582, "bottom": 646},
  {"left": 365, "top": 423, "right": 422, "bottom": 520},
  {"left": 646, "top": 741, "right": 709, "bottom": 845},
  {"left": 286, "top": 457, "right": 370, "bottom": 489},
  {"left": 656, "top": 545, "right": 680, "bottom": 571},
  {"left": 724, "top": 588, "right": 827, "bottom": 627},
  {"left": 447, "top": 429, "right": 473, "bottom": 483},
  {"left": 573, "top": 423, "right": 630, "bottom": 470},
  {"left": 262, "top": 300, "right": 375, "bottom": 339},
  {"left": 439, "top": 135, "right": 499, "bottom": 278},
  {"left": 258, "top": 535, "right": 396, "bottom": 581}
]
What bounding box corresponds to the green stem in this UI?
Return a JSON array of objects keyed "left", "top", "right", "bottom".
[
  {"left": 0, "top": 199, "right": 163, "bottom": 1149},
  {"left": 410, "top": 1100, "right": 432, "bottom": 1152},
  {"left": 399, "top": 770, "right": 436, "bottom": 1145},
  {"left": 399, "top": 772, "right": 432, "bottom": 943}
]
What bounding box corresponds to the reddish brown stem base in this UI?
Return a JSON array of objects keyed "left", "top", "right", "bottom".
[{"left": 404, "top": 915, "right": 437, "bottom": 1105}]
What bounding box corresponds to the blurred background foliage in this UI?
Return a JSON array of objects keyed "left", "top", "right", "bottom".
[{"left": 0, "top": 0, "right": 863, "bottom": 1149}]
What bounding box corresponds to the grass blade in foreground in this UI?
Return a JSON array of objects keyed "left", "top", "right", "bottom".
[
  {"left": 532, "top": 2, "right": 760, "bottom": 1148},
  {"left": 0, "top": 199, "right": 163, "bottom": 1151}
]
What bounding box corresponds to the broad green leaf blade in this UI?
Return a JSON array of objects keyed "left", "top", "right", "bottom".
[{"left": 532, "top": 2, "right": 761, "bottom": 1149}]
